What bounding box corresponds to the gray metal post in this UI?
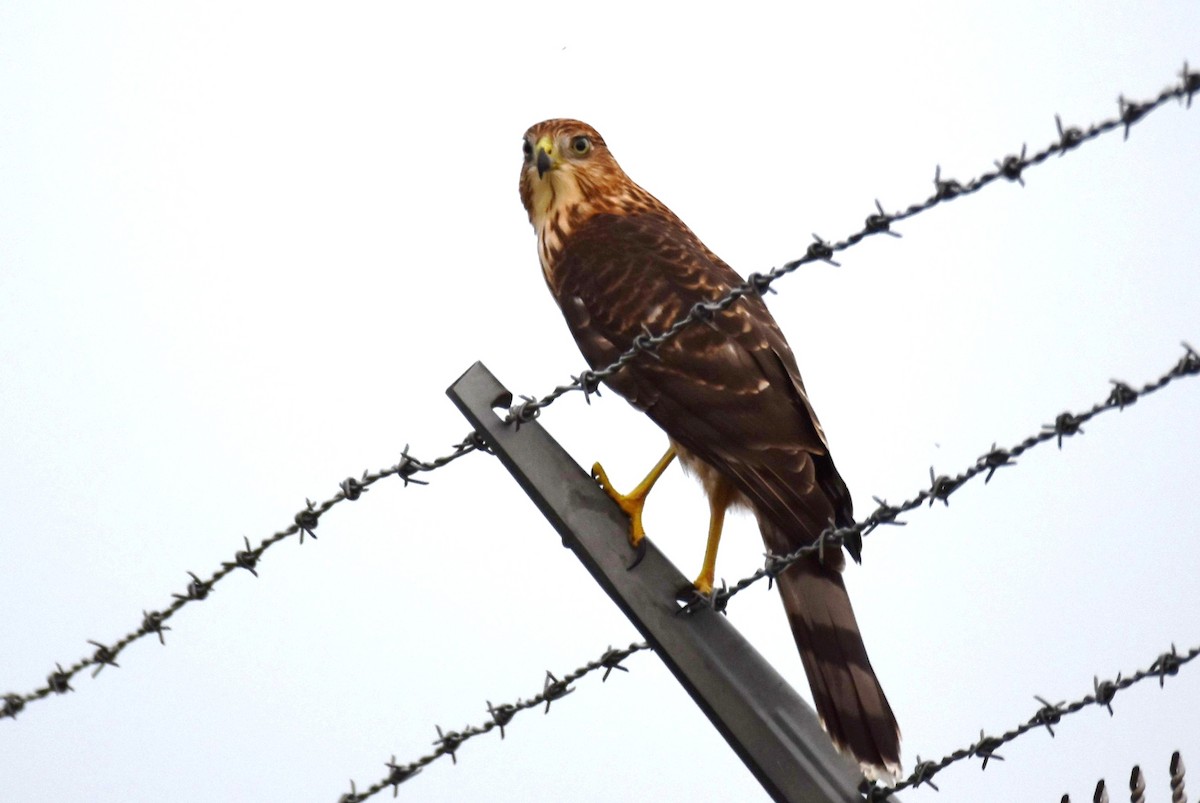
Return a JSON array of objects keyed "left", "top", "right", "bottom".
[{"left": 447, "top": 362, "right": 874, "bottom": 803}]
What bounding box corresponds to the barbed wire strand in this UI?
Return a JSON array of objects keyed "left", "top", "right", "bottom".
[
  {"left": 345, "top": 342, "right": 1198, "bottom": 800},
  {"left": 869, "top": 642, "right": 1200, "bottom": 800},
  {"left": 699, "top": 342, "right": 1200, "bottom": 613},
  {"left": 503, "top": 62, "right": 1200, "bottom": 427},
  {"left": 7, "top": 65, "right": 1192, "bottom": 723},
  {"left": 2, "top": 65, "right": 1195, "bottom": 803},
  {"left": 0, "top": 435, "right": 486, "bottom": 721},
  {"left": 361, "top": 68, "right": 1196, "bottom": 797},
  {"left": 337, "top": 642, "right": 651, "bottom": 802}
]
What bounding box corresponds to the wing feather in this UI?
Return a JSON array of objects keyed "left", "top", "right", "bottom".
[{"left": 551, "top": 211, "right": 852, "bottom": 549}]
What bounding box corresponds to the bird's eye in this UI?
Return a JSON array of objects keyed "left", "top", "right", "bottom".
[
  {"left": 571, "top": 136, "right": 591, "bottom": 155},
  {"left": 522, "top": 140, "right": 533, "bottom": 160}
]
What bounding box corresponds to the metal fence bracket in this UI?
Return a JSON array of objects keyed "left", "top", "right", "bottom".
[{"left": 447, "top": 361, "right": 871, "bottom": 803}]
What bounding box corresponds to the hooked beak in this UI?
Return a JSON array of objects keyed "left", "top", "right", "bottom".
[{"left": 535, "top": 135, "right": 555, "bottom": 178}]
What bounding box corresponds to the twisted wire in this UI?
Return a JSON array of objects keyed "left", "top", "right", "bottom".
[
  {"left": 503, "top": 63, "right": 1200, "bottom": 426},
  {"left": 698, "top": 343, "right": 1200, "bottom": 613},
  {"left": 1, "top": 435, "right": 485, "bottom": 720},
  {"left": 338, "top": 643, "right": 650, "bottom": 801},
  {"left": 871, "top": 643, "right": 1200, "bottom": 799},
  {"left": 3, "top": 63, "right": 1196, "bottom": 803}
]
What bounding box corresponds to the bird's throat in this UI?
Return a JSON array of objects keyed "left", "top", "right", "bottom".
[{"left": 532, "top": 174, "right": 589, "bottom": 290}]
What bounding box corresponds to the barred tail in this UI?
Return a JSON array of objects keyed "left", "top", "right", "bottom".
[{"left": 764, "top": 522, "right": 901, "bottom": 780}]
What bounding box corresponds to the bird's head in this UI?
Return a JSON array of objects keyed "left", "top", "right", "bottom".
[{"left": 518, "top": 119, "right": 633, "bottom": 231}]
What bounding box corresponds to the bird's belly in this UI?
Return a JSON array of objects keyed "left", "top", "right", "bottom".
[{"left": 671, "top": 439, "right": 752, "bottom": 512}]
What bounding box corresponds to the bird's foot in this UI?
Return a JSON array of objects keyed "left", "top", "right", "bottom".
[
  {"left": 591, "top": 461, "right": 649, "bottom": 551},
  {"left": 675, "top": 576, "right": 727, "bottom": 615},
  {"left": 674, "top": 580, "right": 714, "bottom": 614}
]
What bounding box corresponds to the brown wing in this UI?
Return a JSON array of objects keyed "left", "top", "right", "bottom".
[
  {"left": 551, "top": 211, "right": 854, "bottom": 553},
  {"left": 551, "top": 209, "right": 900, "bottom": 774}
]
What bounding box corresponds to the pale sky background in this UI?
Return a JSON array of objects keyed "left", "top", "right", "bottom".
[{"left": 2, "top": 3, "right": 1199, "bottom": 802}]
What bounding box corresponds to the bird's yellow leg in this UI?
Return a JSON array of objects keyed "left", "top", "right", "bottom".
[
  {"left": 591, "top": 446, "right": 676, "bottom": 548},
  {"left": 693, "top": 499, "right": 727, "bottom": 596}
]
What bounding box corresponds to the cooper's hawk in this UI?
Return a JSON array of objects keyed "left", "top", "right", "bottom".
[{"left": 518, "top": 118, "right": 901, "bottom": 779}]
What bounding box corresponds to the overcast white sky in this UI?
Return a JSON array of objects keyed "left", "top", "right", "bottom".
[{"left": 2, "top": 3, "right": 1199, "bottom": 802}]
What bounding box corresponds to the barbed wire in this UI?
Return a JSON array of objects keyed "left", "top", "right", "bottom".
[
  {"left": 503, "top": 62, "right": 1199, "bottom": 427},
  {"left": 11, "top": 65, "right": 1187, "bottom": 723},
  {"left": 3, "top": 63, "right": 1195, "bottom": 803},
  {"left": 694, "top": 342, "right": 1200, "bottom": 613},
  {"left": 343, "top": 343, "right": 1197, "bottom": 800},
  {"left": 0, "top": 434, "right": 485, "bottom": 722},
  {"left": 337, "top": 68, "right": 1197, "bottom": 796},
  {"left": 869, "top": 642, "right": 1200, "bottom": 799},
  {"left": 337, "top": 642, "right": 650, "bottom": 802}
]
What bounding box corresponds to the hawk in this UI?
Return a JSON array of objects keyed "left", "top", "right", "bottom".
[{"left": 519, "top": 118, "right": 901, "bottom": 779}]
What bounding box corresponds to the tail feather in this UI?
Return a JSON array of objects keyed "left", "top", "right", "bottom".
[{"left": 765, "top": 523, "right": 901, "bottom": 780}]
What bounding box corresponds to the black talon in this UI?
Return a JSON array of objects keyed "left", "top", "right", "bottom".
[
  {"left": 674, "top": 584, "right": 712, "bottom": 615},
  {"left": 626, "top": 538, "right": 647, "bottom": 570}
]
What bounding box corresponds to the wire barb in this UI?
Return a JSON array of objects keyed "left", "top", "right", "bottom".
[
  {"left": 384, "top": 755, "right": 420, "bottom": 795},
  {"left": 1182, "top": 61, "right": 1200, "bottom": 108},
  {"left": 970, "top": 731, "right": 1005, "bottom": 770},
  {"left": 1151, "top": 644, "right": 1183, "bottom": 686},
  {"left": 1055, "top": 114, "right": 1084, "bottom": 154},
  {"left": 486, "top": 701, "right": 517, "bottom": 738},
  {"left": 1175, "top": 341, "right": 1200, "bottom": 375},
  {"left": 598, "top": 645, "right": 634, "bottom": 681},
  {"left": 295, "top": 499, "right": 320, "bottom": 543},
  {"left": 433, "top": 724, "right": 465, "bottom": 765},
  {"left": 1047, "top": 411, "right": 1086, "bottom": 448},
  {"left": 224, "top": 535, "right": 260, "bottom": 577},
  {"left": 87, "top": 641, "right": 119, "bottom": 678},
  {"left": 1, "top": 694, "right": 25, "bottom": 720},
  {"left": 926, "top": 467, "right": 962, "bottom": 506},
  {"left": 979, "top": 443, "right": 1016, "bottom": 483},
  {"left": 339, "top": 476, "right": 367, "bottom": 501},
  {"left": 174, "top": 571, "right": 212, "bottom": 602},
  {"left": 864, "top": 199, "right": 900, "bottom": 237},
  {"left": 141, "top": 610, "right": 171, "bottom": 646},
  {"left": 1032, "top": 695, "right": 1065, "bottom": 737},
  {"left": 995, "top": 144, "right": 1028, "bottom": 186},
  {"left": 910, "top": 757, "right": 941, "bottom": 791},
  {"left": 1107, "top": 381, "right": 1138, "bottom": 410},
  {"left": 338, "top": 779, "right": 360, "bottom": 803},
  {"left": 46, "top": 664, "right": 73, "bottom": 695},
  {"left": 1093, "top": 674, "right": 1119, "bottom": 715},
  {"left": 541, "top": 671, "right": 575, "bottom": 713},
  {"left": 933, "top": 164, "right": 965, "bottom": 200},
  {"left": 1118, "top": 95, "right": 1151, "bottom": 140}
]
